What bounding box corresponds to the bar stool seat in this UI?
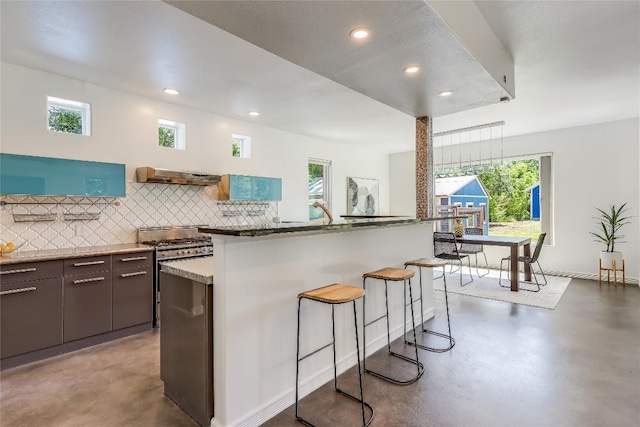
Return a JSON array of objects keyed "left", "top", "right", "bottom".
[
  {"left": 362, "top": 267, "right": 424, "bottom": 385},
  {"left": 295, "top": 283, "right": 374, "bottom": 427},
  {"left": 404, "top": 258, "right": 455, "bottom": 353}
]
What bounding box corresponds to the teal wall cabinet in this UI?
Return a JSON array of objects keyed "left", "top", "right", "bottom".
[
  {"left": 0, "top": 154, "right": 126, "bottom": 197},
  {"left": 218, "top": 174, "right": 282, "bottom": 201}
]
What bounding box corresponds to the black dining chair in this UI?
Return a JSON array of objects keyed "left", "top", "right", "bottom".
[
  {"left": 455, "top": 227, "right": 490, "bottom": 278},
  {"left": 499, "top": 233, "right": 548, "bottom": 292},
  {"left": 433, "top": 232, "right": 473, "bottom": 286}
]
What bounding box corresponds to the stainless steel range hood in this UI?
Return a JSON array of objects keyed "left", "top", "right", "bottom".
[{"left": 136, "top": 167, "right": 221, "bottom": 186}]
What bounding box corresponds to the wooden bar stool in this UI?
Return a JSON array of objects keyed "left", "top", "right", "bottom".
[
  {"left": 404, "top": 258, "right": 455, "bottom": 353},
  {"left": 295, "top": 284, "right": 374, "bottom": 427},
  {"left": 362, "top": 268, "right": 424, "bottom": 385}
]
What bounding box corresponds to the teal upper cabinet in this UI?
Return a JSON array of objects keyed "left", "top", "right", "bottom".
[
  {"left": 0, "top": 154, "right": 126, "bottom": 197},
  {"left": 218, "top": 174, "right": 282, "bottom": 201}
]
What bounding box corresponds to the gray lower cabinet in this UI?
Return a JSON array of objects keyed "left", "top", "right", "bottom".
[
  {"left": 112, "top": 252, "right": 153, "bottom": 330},
  {"left": 0, "top": 277, "right": 63, "bottom": 359},
  {"left": 63, "top": 271, "right": 112, "bottom": 342},
  {"left": 1, "top": 251, "right": 152, "bottom": 367}
]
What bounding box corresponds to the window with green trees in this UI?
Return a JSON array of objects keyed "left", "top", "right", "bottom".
[
  {"left": 158, "top": 119, "right": 186, "bottom": 150},
  {"left": 47, "top": 96, "right": 91, "bottom": 135}
]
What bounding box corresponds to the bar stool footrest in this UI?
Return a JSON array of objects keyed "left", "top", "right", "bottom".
[
  {"left": 364, "top": 353, "right": 425, "bottom": 385},
  {"left": 296, "top": 389, "right": 375, "bottom": 427},
  {"left": 406, "top": 329, "right": 456, "bottom": 353}
]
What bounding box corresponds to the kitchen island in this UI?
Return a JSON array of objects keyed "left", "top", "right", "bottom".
[{"left": 197, "top": 217, "right": 441, "bottom": 427}]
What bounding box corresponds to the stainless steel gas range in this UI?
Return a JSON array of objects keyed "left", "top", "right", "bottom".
[{"left": 138, "top": 226, "right": 213, "bottom": 327}]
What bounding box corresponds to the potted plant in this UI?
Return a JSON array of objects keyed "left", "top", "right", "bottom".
[{"left": 590, "top": 203, "right": 630, "bottom": 269}]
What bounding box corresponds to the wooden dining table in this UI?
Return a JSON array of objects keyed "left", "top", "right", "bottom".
[{"left": 455, "top": 235, "right": 532, "bottom": 291}]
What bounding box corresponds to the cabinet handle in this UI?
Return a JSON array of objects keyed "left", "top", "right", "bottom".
[
  {"left": 0, "top": 267, "right": 37, "bottom": 275},
  {"left": 73, "top": 260, "right": 105, "bottom": 267},
  {"left": 72, "top": 276, "right": 105, "bottom": 284},
  {"left": 0, "top": 286, "right": 37, "bottom": 296},
  {"left": 120, "top": 271, "right": 148, "bottom": 278},
  {"left": 120, "top": 256, "right": 148, "bottom": 262}
]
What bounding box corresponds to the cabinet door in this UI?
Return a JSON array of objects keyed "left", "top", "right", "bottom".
[
  {"left": 63, "top": 273, "right": 112, "bottom": 342},
  {"left": 112, "top": 267, "right": 153, "bottom": 330},
  {"left": 252, "top": 177, "right": 282, "bottom": 201},
  {"left": 0, "top": 277, "right": 63, "bottom": 358}
]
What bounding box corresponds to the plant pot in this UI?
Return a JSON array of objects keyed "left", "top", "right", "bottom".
[{"left": 600, "top": 251, "right": 623, "bottom": 270}]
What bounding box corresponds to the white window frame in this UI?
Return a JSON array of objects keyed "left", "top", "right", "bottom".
[
  {"left": 232, "top": 133, "right": 252, "bottom": 158},
  {"left": 47, "top": 96, "right": 91, "bottom": 136},
  {"left": 308, "top": 158, "right": 332, "bottom": 222},
  {"left": 158, "top": 119, "right": 186, "bottom": 150}
]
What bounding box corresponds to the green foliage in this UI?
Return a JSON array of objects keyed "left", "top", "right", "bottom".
[
  {"left": 48, "top": 106, "right": 82, "bottom": 134},
  {"left": 158, "top": 126, "right": 175, "bottom": 148},
  {"left": 308, "top": 163, "right": 323, "bottom": 183},
  {"left": 589, "top": 203, "right": 630, "bottom": 252},
  {"left": 476, "top": 160, "right": 539, "bottom": 222},
  {"left": 232, "top": 138, "right": 241, "bottom": 157}
]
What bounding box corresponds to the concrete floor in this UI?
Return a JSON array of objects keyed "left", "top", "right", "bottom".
[{"left": 1, "top": 278, "right": 638, "bottom": 427}]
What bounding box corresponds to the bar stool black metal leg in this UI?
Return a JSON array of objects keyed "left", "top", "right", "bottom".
[
  {"left": 363, "top": 277, "right": 424, "bottom": 385},
  {"left": 404, "top": 265, "right": 455, "bottom": 353},
  {"left": 295, "top": 298, "right": 303, "bottom": 424},
  {"left": 296, "top": 295, "right": 374, "bottom": 427}
]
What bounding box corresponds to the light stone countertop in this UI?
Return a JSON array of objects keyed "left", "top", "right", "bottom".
[
  {"left": 0, "top": 243, "right": 154, "bottom": 265},
  {"left": 160, "top": 256, "right": 214, "bottom": 285}
]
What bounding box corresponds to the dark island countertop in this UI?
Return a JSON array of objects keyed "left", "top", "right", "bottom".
[{"left": 199, "top": 216, "right": 447, "bottom": 237}]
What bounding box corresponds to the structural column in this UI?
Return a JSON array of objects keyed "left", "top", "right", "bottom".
[{"left": 416, "top": 116, "right": 433, "bottom": 218}]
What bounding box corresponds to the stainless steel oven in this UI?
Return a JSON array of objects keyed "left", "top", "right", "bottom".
[{"left": 138, "top": 226, "right": 213, "bottom": 327}]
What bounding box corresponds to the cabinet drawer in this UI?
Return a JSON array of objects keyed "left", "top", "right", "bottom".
[
  {"left": 112, "top": 252, "right": 152, "bottom": 270},
  {"left": 112, "top": 267, "right": 153, "bottom": 330},
  {"left": 0, "top": 260, "right": 63, "bottom": 285},
  {"left": 63, "top": 272, "right": 112, "bottom": 342},
  {"left": 63, "top": 255, "right": 111, "bottom": 276},
  {"left": 0, "top": 277, "right": 63, "bottom": 358}
]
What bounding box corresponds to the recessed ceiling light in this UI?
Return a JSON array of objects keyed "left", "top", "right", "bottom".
[
  {"left": 403, "top": 65, "right": 421, "bottom": 74},
  {"left": 349, "top": 28, "right": 369, "bottom": 39},
  {"left": 163, "top": 88, "right": 180, "bottom": 95},
  {"left": 248, "top": 111, "right": 260, "bottom": 116},
  {"left": 439, "top": 90, "right": 454, "bottom": 97}
]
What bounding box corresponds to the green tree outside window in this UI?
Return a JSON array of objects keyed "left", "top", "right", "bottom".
[
  {"left": 48, "top": 106, "right": 82, "bottom": 134},
  {"left": 159, "top": 126, "right": 176, "bottom": 148}
]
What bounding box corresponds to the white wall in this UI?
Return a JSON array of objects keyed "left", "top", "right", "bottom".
[
  {"left": 390, "top": 118, "right": 640, "bottom": 280},
  {"left": 0, "top": 63, "right": 391, "bottom": 243}
]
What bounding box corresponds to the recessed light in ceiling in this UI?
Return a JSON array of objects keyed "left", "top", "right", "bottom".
[
  {"left": 403, "top": 65, "right": 421, "bottom": 74},
  {"left": 439, "top": 90, "right": 454, "bottom": 97},
  {"left": 349, "top": 28, "right": 369, "bottom": 40},
  {"left": 163, "top": 88, "right": 180, "bottom": 95},
  {"left": 248, "top": 111, "right": 260, "bottom": 116}
]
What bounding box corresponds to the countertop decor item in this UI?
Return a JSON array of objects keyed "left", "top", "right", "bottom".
[{"left": 453, "top": 218, "right": 465, "bottom": 237}]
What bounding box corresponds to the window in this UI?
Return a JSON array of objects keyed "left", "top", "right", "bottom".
[
  {"left": 308, "top": 158, "right": 332, "bottom": 221},
  {"left": 158, "top": 119, "right": 186, "bottom": 150},
  {"left": 232, "top": 134, "right": 252, "bottom": 158},
  {"left": 47, "top": 96, "right": 91, "bottom": 135}
]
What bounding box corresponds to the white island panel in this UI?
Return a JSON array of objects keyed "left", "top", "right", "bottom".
[{"left": 208, "top": 222, "right": 435, "bottom": 427}]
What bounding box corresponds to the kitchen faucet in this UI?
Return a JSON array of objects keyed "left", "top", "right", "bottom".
[{"left": 312, "top": 201, "right": 333, "bottom": 225}]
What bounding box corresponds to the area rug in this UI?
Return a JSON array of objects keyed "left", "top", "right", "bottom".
[{"left": 432, "top": 269, "right": 571, "bottom": 310}]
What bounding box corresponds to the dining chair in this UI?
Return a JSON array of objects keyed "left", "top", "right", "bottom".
[
  {"left": 433, "top": 232, "right": 473, "bottom": 286},
  {"left": 499, "top": 233, "right": 547, "bottom": 292},
  {"left": 455, "top": 227, "right": 490, "bottom": 278}
]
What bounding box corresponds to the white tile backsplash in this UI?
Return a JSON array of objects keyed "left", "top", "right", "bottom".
[{"left": 0, "top": 182, "right": 277, "bottom": 250}]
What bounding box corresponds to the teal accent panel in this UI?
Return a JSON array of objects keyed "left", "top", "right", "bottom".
[
  {"left": 0, "top": 154, "right": 126, "bottom": 197},
  {"left": 229, "top": 175, "right": 282, "bottom": 201}
]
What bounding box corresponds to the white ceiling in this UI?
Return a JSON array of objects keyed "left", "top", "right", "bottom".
[{"left": 1, "top": 1, "right": 638, "bottom": 153}]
